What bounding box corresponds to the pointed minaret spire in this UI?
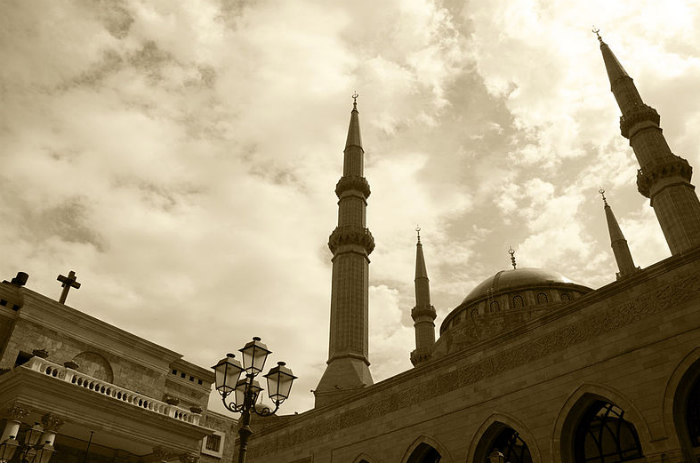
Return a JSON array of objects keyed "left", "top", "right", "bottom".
[
  {"left": 599, "top": 189, "right": 639, "bottom": 279},
  {"left": 411, "top": 226, "right": 437, "bottom": 367},
  {"left": 596, "top": 30, "right": 700, "bottom": 254},
  {"left": 315, "top": 94, "right": 375, "bottom": 408}
]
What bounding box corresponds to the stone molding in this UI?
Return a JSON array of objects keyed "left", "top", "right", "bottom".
[
  {"left": 637, "top": 155, "right": 693, "bottom": 198},
  {"left": 620, "top": 104, "right": 660, "bottom": 138},
  {"left": 335, "top": 176, "right": 371, "bottom": 199},
  {"left": 249, "top": 271, "right": 700, "bottom": 457},
  {"left": 328, "top": 225, "right": 375, "bottom": 254}
]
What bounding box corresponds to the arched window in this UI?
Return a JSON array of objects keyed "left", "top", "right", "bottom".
[
  {"left": 513, "top": 295, "right": 524, "bottom": 308},
  {"left": 561, "top": 293, "right": 571, "bottom": 303},
  {"left": 686, "top": 375, "right": 700, "bottom": 448},
  {"left": 490, "top": 301, "right": 500, "bottom": 313},
  {"left": 574, "top": 401, "right": 643, "bottom": 463},
  {"left": 472, "top": 307, "right": 480, "bottom": 319},
  {"left": 407, "top": 443, "right": 441, "bottom": 463},
  {"left": 487, "top": 428, "right": 532, "bottom": 463},
  {"left": 537, "top": 293, "right": 548, "bottom": 304}
]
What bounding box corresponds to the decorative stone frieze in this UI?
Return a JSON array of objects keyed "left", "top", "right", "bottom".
[
  {"left": 619, "top": 104, "right": 660, "bottom": 138},
  {"left": 328, "top": 225, "right": 375, "bottom": 254},
  {"left": 335, "top": 175, "right": 371, "bottom": 198},
  {"left": 636, "top": 155, "right": 693, "bottom": 197}
]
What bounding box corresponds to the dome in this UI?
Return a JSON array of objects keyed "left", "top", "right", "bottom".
[
  {"left": 438, "top": 267, "right": 592, "bottom": 336},
  {"left": 461, "top": 268, "right": 580, "bottom": 305}
]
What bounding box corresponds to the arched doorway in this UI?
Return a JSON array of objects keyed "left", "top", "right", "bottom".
[{"left": 573, "top": 401, "right": 643, "bottom": 463}]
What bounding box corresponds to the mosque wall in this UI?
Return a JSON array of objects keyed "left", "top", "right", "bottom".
[{"left": 247, "top": 248, "right": 700, "bottom": 463}]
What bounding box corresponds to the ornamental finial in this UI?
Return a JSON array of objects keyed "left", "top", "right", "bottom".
[
  {"left": 508, "top": 246, "right": 517, "bottom": 270},
  {"left": 352, "top": 91, "right": 359, "bottom": 109},
  {"left": 416, "top": 225, "right": 421, "bottom": 243},
  {"left": 592, "top": 26, "right": 603, "bottom": 44},
  {"left": 599, "top": 188, "right": 608, "bottom": 206}
]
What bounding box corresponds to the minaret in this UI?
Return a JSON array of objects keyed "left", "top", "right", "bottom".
[
  {"left": 410, "top": 227, "right": 437, "bottom": 366},
  {"left": 315, "top": 94, "right": 375, "bottom": 407},
  {"left": 595, "top": 29, "right": 700, "bottom": 254},
  {"left": 600, "top": 189, "right": 639, "bottom": 279}
]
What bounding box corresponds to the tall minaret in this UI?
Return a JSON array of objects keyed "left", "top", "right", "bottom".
[
  {"left": 410, "top": 227, "right": 437, "bottom": 367},
  {"left": 315, "top": 94, "right": 375, "bottom": 408},
  {"left": 595, "top": 29, "right": 700, "bottom": 254},
  {"left": 600, "top": 189, "right": 639, "bottom": 279}
]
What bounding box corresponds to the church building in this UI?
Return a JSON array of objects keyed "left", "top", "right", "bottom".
[
  {"left": 0, "top": 270, "right": 237, "bottom": 463},
  {"left": 243, "top": 34, "right": 700, "bottom": 463}
]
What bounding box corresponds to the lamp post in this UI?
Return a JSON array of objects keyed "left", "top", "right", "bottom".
[
  {"left": 212, "top": 337, "right": 296, "bottom": 463},
  {"left": 0, "top": 422, "right": 55, "bottom": 463}
]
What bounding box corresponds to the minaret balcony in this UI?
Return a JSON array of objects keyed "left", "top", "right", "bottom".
[
  {"left": 636, "top": 155, "right": 693, "bottom": 197},
  {"left": 328, "top": 225, "right": 375, "bottom": 254},
  {"left": 335, "top": 176, "right": 371, "bottom": 198},
  {"left": 411, "top": 305, "right": 437, "bottom": 320},
  {"left": 619, "top": 104, "right": 660, "bottom": 138}
]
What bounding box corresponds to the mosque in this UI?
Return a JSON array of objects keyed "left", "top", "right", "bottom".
[{"left": 242, "top": 34, "right": 700, "bottom": 463}]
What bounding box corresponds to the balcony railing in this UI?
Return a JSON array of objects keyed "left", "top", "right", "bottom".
[{"left": 23, "top": 357, "right": 201, "bottom": 425}]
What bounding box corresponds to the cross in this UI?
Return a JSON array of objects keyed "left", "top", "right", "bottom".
[{"left": 57, "top": 270, "right": 81, "bottom": 304}]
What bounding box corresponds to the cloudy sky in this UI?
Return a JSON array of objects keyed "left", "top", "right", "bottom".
[{"left": 2, "top": 0, "right": 700, "bottom": 414}]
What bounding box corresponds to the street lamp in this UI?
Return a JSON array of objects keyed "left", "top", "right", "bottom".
[
  {"left": 0, "top": 422, "right": 55, "bottom": 463},
  {"left": 212, "top": 337, "right": 297, "bottom": 463}
]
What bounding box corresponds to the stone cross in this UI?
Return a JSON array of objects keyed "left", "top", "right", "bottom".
[{"left": 57, "top": 270, "right": 81, "bottom": 304}]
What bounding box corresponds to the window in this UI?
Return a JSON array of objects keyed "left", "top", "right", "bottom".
[
  {"left": 686, "top": 376, "right": 700, "bottom": 447},
  {"left": 490, "top": 301, "right": 500, "bottom": 313},
  {"left": 472, "top": 308, "right": 480, "bottom": 319},
  {"left": 561, "top": 293, "right": 571, "bottom": 303},
  {"left": 574, "top": 401, "right": 643, "bottom": 463},
  {"left": 487, "top": 428, "right": 532, "bottom": 463},
  {"left": 202, "top": 431, "right": 225, "bottom": 458},
  {"left": 206, "top": 434, "right": 221, "bottom": 451},
  {"left": 537, "top": 293, "right": 548, "bottom": 304},
  {"left": 513, "top": 295, "right": 524, "bottom": 308}
]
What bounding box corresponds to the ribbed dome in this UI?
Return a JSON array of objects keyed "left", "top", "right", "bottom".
[{"left": 461, "top": 268, "right": 579, "bottom": 305}]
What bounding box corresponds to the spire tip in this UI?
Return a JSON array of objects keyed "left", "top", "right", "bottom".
[
  {"left": 592, "top": 26, "right": 603, "bottom": 44},
  {"left": 508, "top": 246, "right": 517, "bottom": 270},
  {"left": 599, "top": 188, "right": 609, "bottom": 206},
  {"left": 352, "top": 91, "right": 359, "bottom": 110},
  {"left": 416, "top": 225, "right": 421, "bottom": 243}
]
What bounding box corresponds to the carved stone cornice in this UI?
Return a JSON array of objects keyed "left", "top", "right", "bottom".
[
  {"left": 328, "top": 226, "right": 375, "bottom": 255},
  {"left": 248, "top": 271, "right": 700, "bottom": 457},
  {"left": 335, "top": 176, "right": 371, "bottom": 198},
  {"left": 636, "top": 155, "right": 693, "bottom": 197},
  {"left": 41, "top": 413, "right": 64, "bottom": 432},
  {"left": 620, "top": 104, "right": 660, "bottom": 138}
]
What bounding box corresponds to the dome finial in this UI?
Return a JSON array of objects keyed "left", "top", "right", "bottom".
[
  {"left": 599, "top": 188, "right": 608, "bottom": 206},
  {"left": 592, "top": 25, "right": 603, "bottom": 44},
  {"left": 416, "top": 224, "right": 421, "bottom": 243},
  {"left": 508, "top": 246, "right": 517, "bottom": 269},
  {"left": 352, "top": 91, "right": 359, "bottom": 110}
]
